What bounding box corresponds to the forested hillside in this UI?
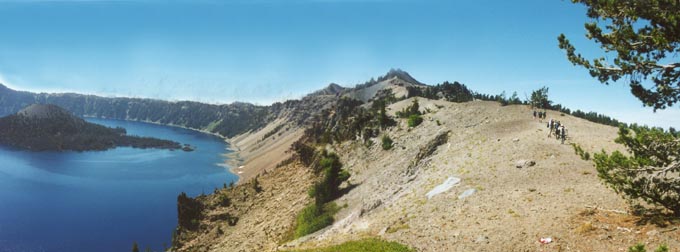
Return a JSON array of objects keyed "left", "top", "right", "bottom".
[
  {"left": 0, "top": 104, "right": 184, "bottom": 151},
  {"left": 0, "top": 84, "right": 272, "bottom": 138}
]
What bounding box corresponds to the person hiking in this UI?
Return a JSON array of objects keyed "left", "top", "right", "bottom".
[
  {"left": 533, "top": 110, "right": 537, "bottom": 119},
  {"left": 548, "top": 119, "right": 554, "bottom": 137},
  {"left": 560, "top": 125, "right": 567, "bottom": 144}
]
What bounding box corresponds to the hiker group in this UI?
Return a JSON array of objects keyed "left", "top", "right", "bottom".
[
  {"left": 533, "top": 110, "right": 547, "bottom": 121},
  {"left": 534, "top": 110, "right": 568, "bottom": 144},
  {"left": 547, "top": 118, "right": 567, "bottom": 144}
]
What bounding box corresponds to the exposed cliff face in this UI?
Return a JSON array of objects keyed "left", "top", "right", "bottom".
[{"left": 173, "top": 163, "right": 315, "bottom": 252}]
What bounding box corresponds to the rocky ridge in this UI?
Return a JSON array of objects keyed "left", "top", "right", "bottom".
[{"left": 171, "top": 72, "right": 680, "bottom": 252}]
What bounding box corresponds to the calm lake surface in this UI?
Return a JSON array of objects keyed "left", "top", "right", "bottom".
[{"left": 0, "top": 118, "right": 238, "bottom": 252}]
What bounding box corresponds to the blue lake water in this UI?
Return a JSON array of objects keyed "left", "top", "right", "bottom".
[{"left": 0, "top": 118, "right": 238, "bottom": 252}]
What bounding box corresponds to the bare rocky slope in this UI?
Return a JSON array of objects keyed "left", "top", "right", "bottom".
[{"left": 172, "top": 74, "right": 679, "bottom": 251}]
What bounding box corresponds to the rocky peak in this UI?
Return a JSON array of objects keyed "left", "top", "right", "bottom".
[
  {"left": 308, "top": 83, "right": 347, "bottom": 97},
  {"left": 326, "top": 83, "right": 345, "bottom": 93},
  {"left": 381, "top": 68, "right": 425, "bottom": 86}
]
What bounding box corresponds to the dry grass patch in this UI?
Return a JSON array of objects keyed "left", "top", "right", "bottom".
[{"left": 574, "top": 221, "right": 596, "bottom": 234}]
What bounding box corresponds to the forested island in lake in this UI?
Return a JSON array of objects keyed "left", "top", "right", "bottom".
[{"left": 0, "top": 104, "right": 191, "bottom": 152}]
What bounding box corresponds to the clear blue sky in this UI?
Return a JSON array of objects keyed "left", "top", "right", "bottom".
[{"left": 0, "top": 0, "right": 677, "bottom": 128}]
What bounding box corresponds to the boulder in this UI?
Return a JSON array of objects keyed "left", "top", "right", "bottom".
[
  {"left": 515, "top": 159, "right": 536, "bottom": 168},
  {"left": 360, "top": 199, "right": 383, "bottom": 216}
]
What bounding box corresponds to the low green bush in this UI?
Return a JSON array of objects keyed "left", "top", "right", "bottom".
[
  {"left": 381, "top": 135, "right": 393, "bottom": 150},
  {"left": 628, "top": 243, "right": 668, "bottom": 252},
  {"left": 293, "top": 203, "right": 338, "bottom": 238},
  {"left": 293, "top": 151, "right": 350, "bottom": 238},
  {"left": 217, "top": 194, "right": 231, "bottom": 207},
  {"left": 407, "top": 114, "right": 422, "bottom": 127},
  {"left": 287, "top": 238, "right": 414, "bottom": 252},
  {"left": 571, "top": 143, "right": 590, "bottom": 161},
  {"left": 251, "top": 177, "right": 262, "bottom": 193}
]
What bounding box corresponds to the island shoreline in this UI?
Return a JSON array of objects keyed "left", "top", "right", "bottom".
[{"left": 84, "top": 116, "right": 247, "bottom": 183}]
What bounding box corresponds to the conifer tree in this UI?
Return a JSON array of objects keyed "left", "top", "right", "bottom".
[{"left": 558, "top": 0, "right": 680, "bottom": 110}]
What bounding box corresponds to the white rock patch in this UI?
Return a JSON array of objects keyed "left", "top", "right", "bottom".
[
  {"left": 426, "top": 177, "right": 461, "bottom": 199},
  {"left": 458, "top": 188, "right": 477, "bottom": 199}
]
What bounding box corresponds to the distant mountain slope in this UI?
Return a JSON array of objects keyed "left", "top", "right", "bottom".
[
  {"left": 343, "top": 75, "right": 418, "bottom": 102},
  {"left": 339, "top": 69, "right": 429, "bottom": 102},
  {"left": 307, "top": 83, "right": 347, "bottom": 97},
  {"left": 375, "top": 68, "right": 425, "bottom": 86},
  {"left": 0, "top": 104, "right": 185, "bottom": 151},
  {"left": 0, "top": 84, "right": 273, "bottom": 138},
  {"left": 0, "top": 69, "right": 430, "bottom": 139}
]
